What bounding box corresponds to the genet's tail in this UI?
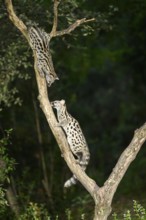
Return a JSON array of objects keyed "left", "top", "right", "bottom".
[
  {"left": 64, "top": 151, "right": 90, "bottom": 188},
  {"left": 64, "top": 175, "right": 77, "bottom": 188}
]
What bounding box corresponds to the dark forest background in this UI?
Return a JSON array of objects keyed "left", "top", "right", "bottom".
[{"left": 0, "top": 0, "right": 146, "bottom": 219}]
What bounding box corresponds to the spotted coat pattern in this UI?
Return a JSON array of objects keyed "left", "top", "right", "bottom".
[
  {"left": 28, "top": 27, "right": 58, "bottom": 86},
  {"left": 51, "top": 99, "right": 90, "bottom": 188}
]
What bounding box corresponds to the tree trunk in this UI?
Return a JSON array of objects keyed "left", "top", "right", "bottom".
[{"left": 93, "top": 204, "right": 111, "bottom": 220}]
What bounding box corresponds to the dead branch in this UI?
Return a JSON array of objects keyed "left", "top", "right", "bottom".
[
  {"left": 5, "top": 0, "right": 95, "bottom": 40},
  {"left": 5, "top": 0, "right": 28, "bottom": 40},
  {"left": 49, "top": 0, "right": 95, "bottom": 38},
  {"left": 53, "top": 18, "right": 95, "bottom": 37},
  {"left": 104, "top": 123, "right": 146, "bottom": 202},
  {"left": 50, "top": 0, "right": 60, "bottom": 37},
  {"left": 92, "top": 123, "right": 146, "bottom": 220}
]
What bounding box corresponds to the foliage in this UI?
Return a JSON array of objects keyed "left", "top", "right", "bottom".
[
  {"left": 133, "top": 200, "right": 146, "bottom": 219},
  {"left": 0, "top": 129, "right": 15, "bottom": 182},
  {"left": 0, "top": 39, "right": 31, "bottom": 109},
  {"left": 0, "top": 129, "right": 15, "bottom": 215},
  {"left": 19, "top": 202, "right": 50, "bottom": 220},
  {"left": 0, "top": 187, "right": 8, "bottom": 210},
  {"left": 112, "top": 200, "right": 146, "bottom": 220}
]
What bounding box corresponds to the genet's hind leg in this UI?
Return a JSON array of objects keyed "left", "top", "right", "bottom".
[
  {"left": 46, "top": 74, "right": 55, "bottom": 87},
  {"left": 75, "top": 152, "right": 88, "bottom": 171},
  {"left": 75, "top": 152, "right": 83, "bottom": 165}
]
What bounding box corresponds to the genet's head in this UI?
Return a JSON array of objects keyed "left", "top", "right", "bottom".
[{"left": 51, "top": 99, "right": 66, "bottom": 111}]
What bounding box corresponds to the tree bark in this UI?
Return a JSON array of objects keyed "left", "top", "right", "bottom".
[{"left": 94, "top": 204, "right": 111, "bottom": 220}]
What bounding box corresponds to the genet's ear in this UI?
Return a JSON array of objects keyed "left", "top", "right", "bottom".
[{"left": 60, "top": 100, "right": 65, "bottom": 105}]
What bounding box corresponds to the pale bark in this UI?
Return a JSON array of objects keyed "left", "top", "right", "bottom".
[{"left": 5, "top": 1, "right": 146, "bottom": 219}]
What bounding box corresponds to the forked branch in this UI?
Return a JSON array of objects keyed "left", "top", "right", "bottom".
[
  {"left": 104, "top": 123, "right": 146, "bottom": 203},
  {"left": 55, "top": 18, "right": 95, "bottom": 37},
  {"left": 5, "top": 0, "right": 95, "bottom": 41},
  {"left": 50, "top": 0, "right": 60, "bottom": 37},
  {"left": 50, "top": 0, "right": 95, "bottom": 38},
  {"left": 5, "top": 0, "right": 98, "bottom": 199}
]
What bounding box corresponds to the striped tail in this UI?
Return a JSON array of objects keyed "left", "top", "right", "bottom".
[
  {"left": 64, "top": 175, "right": 77, "bottom": 188},
  {"left": 64, "top": 151, "right": 90, "bottom": 188}
]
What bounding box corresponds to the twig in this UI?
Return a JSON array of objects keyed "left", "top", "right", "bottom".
[
  {"left": 50, "top": 0, "right": 60, "bottom": 37},
  {"left": 54, "top": 18, "right": 95, "bottom": 37},
  {"left": 49, "top": 0, "right": 95, "bottom": 38}
]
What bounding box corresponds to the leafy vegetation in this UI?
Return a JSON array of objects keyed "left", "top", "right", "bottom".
[
  {"left": 0, "top": 129, "right": 15, "bottom": 217},
  {"left": 112, "top": 200, "right": 146, "bottom": 220}
]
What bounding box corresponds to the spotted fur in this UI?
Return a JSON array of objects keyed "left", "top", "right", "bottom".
[
  {"left": 51, "top": 99, "right": 90, "bottom": 188},
  {"left": 28, "top": 26, "right": 59, "bottom": 87}
]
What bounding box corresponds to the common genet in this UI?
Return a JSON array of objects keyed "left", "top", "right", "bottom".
[
  {"left": 51, "top": 99, "right": 90, "bottom": 188},
  {"left": 28, "top": 26, "right": 59, "bottom": 87}
]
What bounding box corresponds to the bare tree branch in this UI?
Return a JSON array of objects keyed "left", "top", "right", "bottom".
[
  {"left": 49, "top": 0, "right": 95, "bottom": 38},
  {"left": 50, "top": 0, "right": 60, "bottom": 37},
  {"left": 104, "top": 123, "right": 146, "bottom": 203},
  {"left": 54, "top": 18, "right": 95, "bottom": 37},
  {"left": 92, "top": 123, "right": 146, "bottom": 220},
  {"left": 5, "top": 0, "right": 28, "bottom": 40}
]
